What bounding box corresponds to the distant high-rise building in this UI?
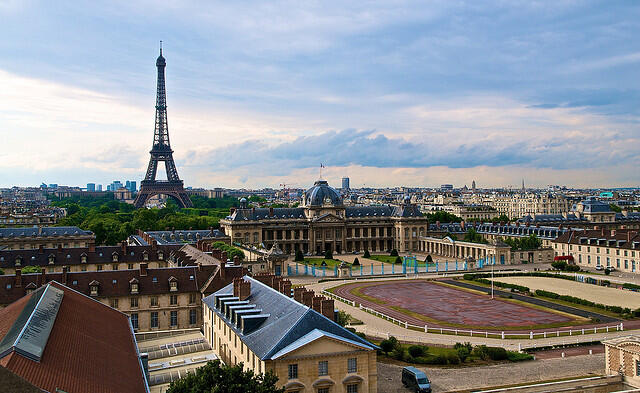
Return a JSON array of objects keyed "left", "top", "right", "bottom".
[
  {"left": 441, "top": 184, "right": 453, "bottom": 191},
  {"left": 341, "top": 177, "right": 350, "bottom": 190},
  {"left": 86, "top": 183, "right": 96, "bottom": 192},
  {"left": 125, "top": 180, "right": 137, "bottom": 193},
  {"left": 472, "top": 180, "right": 476, "bottom": 193},
  {"left": 48, "top": 184, "right": 58, "bottom": 189},
  {"left": 97, "top": 184, "right": 103, "bottom": 192}
]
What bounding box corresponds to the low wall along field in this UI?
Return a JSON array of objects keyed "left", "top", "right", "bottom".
[{"left": 491, "top": 276, "right": 640, "bottom": 309}]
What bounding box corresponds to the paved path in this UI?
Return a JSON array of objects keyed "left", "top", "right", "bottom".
[
  {"left": 442, "top": 280, "right": 620, "bottom": 323},
  {"left": 303, "top": 277, "right": 639, "bottom": 350},
  {"left": 377, "top": 354, "right": 605, "bottom": 393}
]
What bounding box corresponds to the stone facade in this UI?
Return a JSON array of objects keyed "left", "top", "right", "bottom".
[
  {"left": 221, "top": 180, "right": 428, "bottom": 255},
  {"left": 604, "top": 336, "right": 640, "bottom": 388}
]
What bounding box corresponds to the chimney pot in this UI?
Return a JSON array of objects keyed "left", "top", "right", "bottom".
[
  {"left": 15, "top": 268, "right": 22, "bottom": 288},
  {"left": 312, "top": 295, "right": 323, "bottom": 313},
  {"left": 320, "top": 298, "right": 335, "bottom": 321},
  {"left": 39, "top": 245, "right": 44, "bottom": 254},
  {"left": 62, "top": 266, "right": 69, "bottom": 285},
  {"left": 140, "top": 262, "right": 148, "bottom": 276}
]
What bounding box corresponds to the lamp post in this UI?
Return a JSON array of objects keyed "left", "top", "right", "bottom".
[{"left": 491, "top": 255, "right": 494, "bottom": 300}]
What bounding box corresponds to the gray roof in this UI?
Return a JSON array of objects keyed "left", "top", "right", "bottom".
[
  {"left": 577, "top": 198, "right": 612, "bottom": 213},
  {"left": 391, "top": 204, "right": 423, "bottom": 218},
  {"left": 518, "top": 214, "right": 587, "bottom": 223},
  {"left": 227, "top": 208, "right": 306, "bottom": 221},
  {"left": 345, "top": 206, "right": 392, "bottom": 218},
  {"left": 142, "top": 229, "right": 227, "bottom": 245},
  {"left": 0, "top": 226, "right": 93, "bottom": 239},
  {"left": 203, "top": 276, "right": 376, "bottom": 360},
  {"left": 302, "top": 180, "right": 343, "bottom": 207}
]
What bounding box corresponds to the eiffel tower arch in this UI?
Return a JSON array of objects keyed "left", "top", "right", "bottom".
[{"left": 134, "top": 44, "right": 193, "bottom": 209}]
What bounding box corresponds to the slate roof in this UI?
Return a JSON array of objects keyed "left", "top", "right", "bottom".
[
  {"left": 0, "top": 281, "right": 148, "bottom": 393},
  {"left": 302, "top": 180, "right": 343, "bottom": 207},
  {"left": 203, "top": 276, "right": 376, "bottom": 360},
  {"left": 227, "top": 208, "right": 306, "bottom": 221},
  {"left": 345, "top": 206, "right": 392, "bottom": 218},
  {"left": 577, "top": 198, "right": 612, "bottom": 213},
  {"left": 142, "top": 229, "right": 228, "bottom": 245},
  {"left": 518, "top": 214, "right": 588, "bottom": 223},
  {"left": 0, "top": 244, "right": 181, "bottom": 270},
  {"left": 554, "top": 229, "right": 640, "bottom": 250},
  {"left": 0, "top": 264, "right": 238, "bottom": 306},
  {"left": 0, "top": 226, "right": 93, "bottom": 239},
  {"left": 391, "top": 204, "right": 423, "bottom": 218}
]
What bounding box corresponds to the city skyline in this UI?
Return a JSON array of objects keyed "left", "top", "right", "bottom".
[{"left": 1, "top": 1, "right": 639, "bottom": 189}]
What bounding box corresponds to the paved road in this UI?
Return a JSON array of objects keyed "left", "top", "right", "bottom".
[
  {"left": 377, "top": 354, "right": 605, "bottom": 393},
  {"left": 442, "top": 279, "right": 620, "bottom": 324}
]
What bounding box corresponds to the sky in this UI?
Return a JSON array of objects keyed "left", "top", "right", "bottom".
[{"left": 0, "top": 0, "right": 639, "bottom": 190}]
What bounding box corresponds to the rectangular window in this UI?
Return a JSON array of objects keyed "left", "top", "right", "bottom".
[
  {"left": 636, "top": 360, "right": 640, "bottom": 376},
  {"left": 319, "top": 388, "right": 330, "bottom": 393},
  {"left": 347, "top": 385, "right": 358, "bottom": 393},
  {"left": 131, "top": 313, "right": 138, "bottom": 329},
  {"left": 151, "top": 296, "right": 159, "bottom": 307},
  {"left": 318, "top": 360, "right": 328, "bottom": 376},
  {"left": 128, "top": 263, "right": 134, "bottom": 269},
  {"left": 170, "top": 310, "right": 178, "bottom": 327},
  {"left": 190, "top": 309, "right": 197, "bottom": 325},
  {"left": 130, "top": 297, "right": 138, "bottom": 308},
  {"left": 112, "top": 264, "right": 119, "bottom": 270},
  {"left": 110, "top": 298, "right": 119, "bottom": 309},
  {"left": 97, "top": 264, "right": 103, "bottom": 271},
  {"left": 617, "top": 259, "right": 621, "bottom": 268},
  {"left": 288, "top": 364, "right": 298, "bottom": 379},
  {"left": 151, "top": 312, "right": 159, "bottom": 328},
  {"left": 170, "top": 294, "right": 178, "bottom": 305},
  {"left": 189, "top": 293, "right": 197, "bottom": 304},
  {"left": 348, "top": 357, "right": 357, "bottom": 373}
]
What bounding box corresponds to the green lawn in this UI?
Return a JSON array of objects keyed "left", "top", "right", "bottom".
[
  {"left": 296, "top": 258, "right": 350, "bottom": 269},
  {"left": 369, "top": 255, "right": 436, "bottom": 267}
]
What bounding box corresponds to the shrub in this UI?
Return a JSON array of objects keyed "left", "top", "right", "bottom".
[
  {"left": 294, "top": 249, "right": 304, "bottom": 262},
  {"left": 446, "top": 352, "right": 460, "bottom": 365},
  {"left": 395, "top": 256, "right": 403, "bottom": 264},
  {"left": 320, "top": 260, "right": 328, "bottom": 267},
  {"left": 353, "top": 257, "right": 360, "bottom": 266},
  {"left": 551, "top": 261, "right": 567, "bottom": 271},
  {"left": 363, "top": 250, "right": 371, "bottom": 258},
  {"left": 507, "top": 351, "right": 534, "bottom": 362},
  {"left": 566, "top": 264, "right": 581, "bottom": 272},
  {"left": 380, "top": 338, "right": 396, "bottom": 354},
  {"left": 456, "top": 347, "right": 470, "bottom": 363},
  {"left": 408, "top": 345, "right": 425, "bottom": 358},
  {"left": 426, "top": 254, "right": 433, "bottom": 263},
  {"left": 20, "top": 266, "right": 42, "bottom": 274},
  {"left": 324, "top": 249, "right": 333, "bottom": 260},
  {"left": 431, "top": 354, "right": 447, "bottom": 365},
  {"left": 390, "top": 249, "right": 399, "bottom": 257},
  {"left": 604, "top": 269, "right": 611, "bottom": 275},
  {"left": 486, "top": 347, "right": 508, "bottom": 361},
  {"left": 390, "top": 347, "right": 405, "bottom": 360},
  {"left": 472, "top": 345, "right": 489, "bottom": 360}
]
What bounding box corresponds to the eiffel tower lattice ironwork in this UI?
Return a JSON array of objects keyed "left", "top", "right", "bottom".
[{"left": 134, "top": 44, "right": 193, "bottom": 208}]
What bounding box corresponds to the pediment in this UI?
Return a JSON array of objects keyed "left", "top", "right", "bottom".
[
  {"left": 313, "top": 213, "right": 344, "bottom": 223},
  {"left": 278, "top": 335, "right": 367, "bottom": 359}
]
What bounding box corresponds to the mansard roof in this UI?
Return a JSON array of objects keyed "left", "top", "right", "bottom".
[
  {"left": 0, "top": 226, "right": 93, "bottom": 239},
  {"left": 203, "top": 276, "right": 376, "bottom": 360}
]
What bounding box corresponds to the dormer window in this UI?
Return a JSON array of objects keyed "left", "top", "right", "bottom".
[
  {"left": 81, "top": 254, "right": 87, "bottom": 263},
  {"left": 158, "top": 252, "right": 164, "bottom": 261},
  {"left": 130, "top": 279, "right": 139, "bottom": 294},
  {"left": 143, "top": 251, "right": 149, "bottom": 261},
  {"left": 112, "top": 253, "right": 119, "bottom": 262},
  {"left": 48, "top": 255, "right": 55, "bottom": 265},
  {"left": 15, "top": 257, "right": 22, "bottom": 267},
  {"left": 89, "top": 281, "right": 100, "bottom": 296},
  {"left": 169, "top": 276, "right": 178, "bottom": 292}
]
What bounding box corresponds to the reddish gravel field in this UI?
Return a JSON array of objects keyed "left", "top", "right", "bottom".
[{"left": 334, "top": 280, "right": 575, "bottom": 329}]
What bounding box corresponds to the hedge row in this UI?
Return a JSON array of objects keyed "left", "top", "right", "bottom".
[
  {"left": 533, "top": 289, "right": 637, "bottom": 316},
  {"left": 474, "top": 278, "right": 530, "bottom": 293}
]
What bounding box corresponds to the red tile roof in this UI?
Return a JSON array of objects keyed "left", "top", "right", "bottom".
[{"left": 0, "top": 281, "right": 148, "bottom": 393}]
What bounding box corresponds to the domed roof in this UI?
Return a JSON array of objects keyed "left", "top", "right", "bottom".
[{"left": 302, "top": 180, "right": 343, "bottom": 207}]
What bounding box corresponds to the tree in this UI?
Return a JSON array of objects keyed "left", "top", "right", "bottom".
[
  {"left": 353, "top": 257, "right": 360, "bottom": 266},
  {"left": 490, "top": 214, "right": 510, "bottom": 223},
  {"left": 394, "top": 256, "right": 402, "bottom": 264},
  {"left": 463, "top": 228, "right": 487, "bottom": 244},
  {"left": 336, "top": 310, "right": 350, "bottom": 327},
  {"left": 379, "top": 337, "right": 398, "bottom": 355},
  {"left": 426, "top": 254, "right": 433, "bottom": 263},
  {"left": 167, "top": 360, "right": 284, "bottom": 393},
  {"left": 324, "top": 249, "right": 333, "bottom": 260},
  {"left": 456, "top": 347, "right": 470, "bottom": 363},
  {"left": 294, "top": 250, "right": 304, "bottom": 262},
  {"left": 425, "top": 211, "right": 462, "bottom": 223},
  {"left": 390, "top": 249, "right": 399, "bottom": 257},
  {"left": 21, "top": 266, "right": 42, "bottom": 274},
  {"left": 363, "top": 250, "right": 370, "bottom": 258}
]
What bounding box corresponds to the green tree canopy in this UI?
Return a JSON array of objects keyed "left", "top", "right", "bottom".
[
  {"left": 425, "top": 211, "right": 461, "bottom": 223},
  {"left": 167, "top": 360, "right": 284, "bottom": 393}
]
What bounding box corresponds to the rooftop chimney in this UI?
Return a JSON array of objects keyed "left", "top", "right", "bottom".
[
  {"left": 57, "top": 244, "right": 62, "bottom": 253},
  {"left": 279, "top": 279, "right": 292, "bottom": 297},
  {"left": 312, "top": 295, "right": 323, "bottom": 313},
  {"left": 234, "top": 278, "right": 251, "bottom": 301},
  {"left": 140, "top": 262, "right": 148, "bottom": 276},
  {"left": 38, "top": 245, "right": 44, "bottom": 254},
  {"left": 269, "top": 207, "right": 274, "bottom": 217},
  {"left": 230, "top": 207, "right": 236, "bottom": 216},
  {"left": 121, "top": 242, "right": 127, "bottom": 254},
  {"left": 302, "top": 290, "right": 314, "bottom": 307},
  {"left": 233, "top": 255, "right": 240, "bottom": 265},
  {"left": 62, "top": 266, "right": 69, "bottom": 285},
  {"left": 15, "top": 268, "right": 22, "bottom": 288},
  {"left": 611, "top": 229, "right": 617, "bottom": 237},
  {"left": 320, "top": 298, "right": 335, "bottom": 321},
  {"left": 88, "top": 242, "right": 95, "bottom": 253},
  {"left": 293, "top": 287, "right": 305, "bottom": 303}
]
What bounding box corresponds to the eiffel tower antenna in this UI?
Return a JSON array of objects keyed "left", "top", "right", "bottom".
[{"left": 134, "top": 45, "right": 193, "bottom": 208}]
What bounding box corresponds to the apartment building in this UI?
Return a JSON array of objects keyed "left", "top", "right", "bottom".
[
  {"left": 0, "top": 226, "right": 95, "bottom": 251},
  {"left": 203, "top": 275, "right": 378, "bottom": 393},
  {"left": 0, "top": 261, "right": 245, "bottom": 331},
  {"left": 489, "top": 193, "right": 570, "bottom": 219},
  {"left": 552, "top": 229, "right": 639, "bottom": 273}
]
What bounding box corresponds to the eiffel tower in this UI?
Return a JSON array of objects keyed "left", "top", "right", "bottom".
[{"left": 134, "top": 44, "right": 193, "bottom": 208}]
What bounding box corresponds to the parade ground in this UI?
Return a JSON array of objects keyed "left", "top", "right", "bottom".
[{"left": 330, "top": 279, "right": 587, "bottom": 330}]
